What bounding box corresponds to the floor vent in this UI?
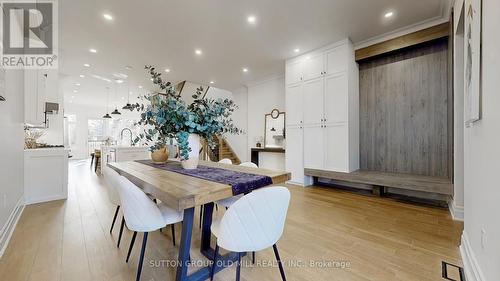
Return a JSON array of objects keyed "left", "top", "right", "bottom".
[{"left": 442, "top": 261, "right": 465, "bottom": 281}]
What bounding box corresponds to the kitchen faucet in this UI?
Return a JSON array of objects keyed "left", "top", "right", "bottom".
[{"left": 120, "top": 128, "right": 134, "bottom": 146}]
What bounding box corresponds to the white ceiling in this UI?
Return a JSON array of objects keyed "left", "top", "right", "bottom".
[{"left": 60, "top": 0, "right": 449, "bottom": 108}]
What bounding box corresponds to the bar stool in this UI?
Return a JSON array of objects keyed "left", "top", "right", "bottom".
[
  {"left": 94, "top": 149, "right": 101, "bottom": 173},
  {"left": 115, "top": 174, "right": 183, "bottom": 281},
  {"left": 210, "top": 186, "right": 291, "bottom": 281}
]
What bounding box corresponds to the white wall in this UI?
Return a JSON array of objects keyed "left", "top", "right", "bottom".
[
  {"left": 240, "top": 75, "right": 286, "bottom": 169},
  {"left": 0, "top": 70, "right": 25, "bottom": 255},
  {"left": 452, "top": 0, "right": 465, "bottom": 220},
  {"left": 460, "top": 0, "right": 500, "bottom": 280}
]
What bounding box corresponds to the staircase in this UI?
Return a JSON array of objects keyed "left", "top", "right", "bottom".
[{"left": 200, "top": 136, "right": 241, "bottom": 164}]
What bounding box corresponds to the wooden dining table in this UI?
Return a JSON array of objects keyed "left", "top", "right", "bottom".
[{"left": 108, "top": 159, "right": 291, "bottom": 281}]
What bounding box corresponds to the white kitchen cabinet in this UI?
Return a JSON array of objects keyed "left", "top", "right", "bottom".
[
  {"left": 285, "top": 84, "right": 303, "bottom": 126},
  {"left": 24, "top": 148, "right": 69, "bottom": 205},
  {"left": 302, "top": 78, "right": 324, "bottom": 125},
  {"left": 24, "top": 69, "right": 59, "bottom": 125},
  {"left": 24, "top": 70, "right": 46, "bottom": 125},
  {"left": 285, "top": 38, "right": 359, "bottom": 182},
  {"left": 285, "top": 60, "right": 303, "bottom": 85}
]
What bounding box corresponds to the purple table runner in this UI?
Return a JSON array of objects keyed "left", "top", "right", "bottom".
[{"left": 135, "top": 160, "right": 273, "bottom": 195}]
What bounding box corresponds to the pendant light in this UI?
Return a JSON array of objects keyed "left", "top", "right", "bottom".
[
  {"left": 111, "top": 84, "right": 121, "bottom": 115},
  {"left": 103, "top": 87, "right": 112, "bottom": 119},
  {"left": 122, "top": 80, "right": 134, "bottom": 111}
]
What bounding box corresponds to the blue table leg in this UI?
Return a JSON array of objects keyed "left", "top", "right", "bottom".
[
  {"left": 175, "top": 207, "right": 194, "bottom": 281},
  {"left": 175, "top": 204, "right": 246, "bottom": 281}
]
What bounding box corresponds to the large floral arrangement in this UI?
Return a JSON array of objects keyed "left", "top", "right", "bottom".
[{"left": 133, "top": 66, "right": 240, "bottom": 160}]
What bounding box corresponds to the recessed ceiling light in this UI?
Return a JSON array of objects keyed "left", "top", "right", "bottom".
[
  {"left": 150, "top": 78, "right": 154, "bottom": 81},
  {"left": 125, "top": 65, "right": 132, "bottom": 70},
  {"left": 165, "top": 68, "right": 170, "bottom": 73},
  {"left": 138, "top": 85, "right": 143, "bottom": 89},
  {"left": 294, "top": 48, "right": 300, "bottom": 53},
  {"left": 247, "top": 15, "right": 257, "bottom": 24},
  {"left": 73, "top": 90, "right": 78, "bottom": 93},
  {"left": 242, "top": 68, "right": 249, "bottom": 73},
  {"left": 75, "top": 83, "right": 81, "bottom": 86},
  {"left": 209, "top": 81, "right": 215, "bottom": 84},
  {"left": 103, "top": 13, "right": 113, "bottom": 21},
  {"left": 384, "top": 11, "right": 394, "bottom": 18},
  {"left": 89, "top": 48, "right": 97, "bottom": 53},
  {"left": 79, "top": 74, "right": 85, "bottom": 78},
  {"left": 195, "top": 49, "right": 202, "bottom": 55},
  {"left": 115, "top": 79, "right": 124, "bottom": 84},
  {"left": 83, "top": 63, "right": 90, "bottom": 67}
]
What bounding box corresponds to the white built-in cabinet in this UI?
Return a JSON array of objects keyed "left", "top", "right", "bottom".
[
  {"left": 24, "top": 70, "right": 46, "bottom": 125},
  {"left": 24, "top": 69, "right": 59, "bottom": 125},
  {"left": 285, "top": 39, "right": 359, "bottom": 185}
]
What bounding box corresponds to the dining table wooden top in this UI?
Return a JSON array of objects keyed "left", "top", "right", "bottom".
[{"left": 108, "top": 160, "right": 291, "bottom": 211}]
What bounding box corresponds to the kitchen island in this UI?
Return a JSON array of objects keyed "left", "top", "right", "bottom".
[{"left": 24, "top": 148, "right": 69, "bottom": 205}]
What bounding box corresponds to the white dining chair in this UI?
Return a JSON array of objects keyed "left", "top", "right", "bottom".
[
  {"left": 198, "top": 158, "right": 233, "bottom": 228},
  {"left": 103, "top": 166, "right": 161, "bottom": 248},
  {"left": 115, "top": 175, "right": 183, "bottom": 281},
  {"left": 218, "top": 158, "right": 233, "bottom": 164},
  {"left": 102, "top": 166, "right": 124, "bottom": 237},
  {"left": 216, "top": 162, "right": 258, "bottom": 209},
  {"left": 210, "top": 186, "right": 291, "bottom": 281}
]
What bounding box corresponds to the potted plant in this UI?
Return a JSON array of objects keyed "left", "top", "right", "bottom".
[{"left": 133, "top": 66, "right": 239, "bottom": 169}]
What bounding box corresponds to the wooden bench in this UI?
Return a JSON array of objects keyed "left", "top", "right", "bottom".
[{"left": 304, "top": 168, "right": 453, "bottom": 196}]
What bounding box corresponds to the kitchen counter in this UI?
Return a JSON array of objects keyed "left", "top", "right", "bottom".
[
  {"left": 24, "top": 148, "right": 69, "bottom": 205},
  {"left": 100, "top": 145, "right": 151, "bottom": 174}
]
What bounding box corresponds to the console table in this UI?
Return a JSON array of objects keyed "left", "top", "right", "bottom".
[{"left": 251, "top": 147, "right": 285, "bottom": 166}]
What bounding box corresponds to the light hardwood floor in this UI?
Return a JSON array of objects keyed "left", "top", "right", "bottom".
[{"left": 0, "top": 160, "right": 463, "bottom": 281}]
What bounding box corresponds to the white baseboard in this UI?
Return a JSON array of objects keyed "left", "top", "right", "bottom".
[
  {"left": 448, "top": 198, "right": 464, "bottom": 221},
  {"left": 460, "top": 232, "right": 486, "bottom": 281},
  {"left": 0, "top": 196, "right": 25, "bottom": 258}
]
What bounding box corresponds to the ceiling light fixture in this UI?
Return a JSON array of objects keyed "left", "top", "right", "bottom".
[
  {"left": 111, "top": 85, "right": 121, "bottom": 115},
  {"left": 242, "top": 67, "right": 249, "bottom": 73},
  {"left": 247, "top": 15, "right": 256, "bottom": 24},
  {"left": 75, "top": 83, "right": 81, "bottom": 86},
  {"left": 103, "top": 13, "right": 113, "bottom": 21},
  {"left": 83, "top": 63, "right": 90, "bottom": 67},
  {"left": 165, "top": 68, "right": 170, "bottom": 73},
  {"left": 115, "top": 79, "right": 124, "bottom": 84},
  {"left": 195, "top": 49, "right": 202, "bottom": 55},
  {"left": 73, "top": 90, "right": 78, "bottom": 93},
  {"left": 103, "top": 87, "right": 112, "bottom": 119},
  {"left": 209, "top": 81, "right": 215, "bottom": 84},
  {"left": 89, "top": 48, "right": 97, "bottom": 53},
  {"left": 122, "top": 80, "right": 135, "bottom": 111},
  {"left": 294, "top": 48, "right": 300, "bottom": 53},
  {"left": 138, "top": 85, "right": 143, "bottom": 89},
  {"left": 384, "top": 11, "right": 394, "bottom": 18},
  {"left": 79, "top": 74, "right": 85, "bottom": 78}
]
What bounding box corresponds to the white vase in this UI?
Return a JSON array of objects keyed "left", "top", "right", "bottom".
[{"left": 181, "top": 133, "right": 200, "bottom": 169}]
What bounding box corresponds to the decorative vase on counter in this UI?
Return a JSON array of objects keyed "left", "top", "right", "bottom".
[
  {"left": 181, "top": 134, "right": 200, "bottom": 169},
  {"left": 151, "top": 146, "right": 169, "bottom": 164}
]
